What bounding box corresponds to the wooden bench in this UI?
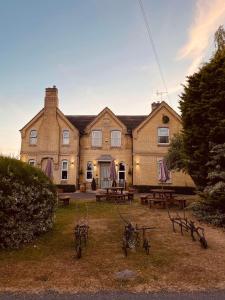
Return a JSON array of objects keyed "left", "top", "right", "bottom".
[
  {"left": 140, "top": 195, "right": 151, "bottom": 205},
  {"left": 149, "top": 198, "right": 166, "bottom": 208},
  {"left": 173, "top": 198, "right": 187, "bottom": 209},
  {"left": 96, "top": 193, "right": 107, "bottom": 202},
  {"left": 124, "top": 191, "right": 134, "bottom": 202},
  {"left": 59, "top": 195, "right": 70, "bottom": 206}
]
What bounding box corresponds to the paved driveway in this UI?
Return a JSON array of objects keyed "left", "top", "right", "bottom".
[{"left": 1, "top": 291, "right": 225, "bottom": 300}]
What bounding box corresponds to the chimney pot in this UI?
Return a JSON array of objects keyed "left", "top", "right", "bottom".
[{"left": 151, "top": 101, "right": 161, "bottom": 111}]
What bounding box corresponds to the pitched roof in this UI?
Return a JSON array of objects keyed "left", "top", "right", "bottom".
[{"left": 65, "top": 115, "right": 148, "bottom": 134}]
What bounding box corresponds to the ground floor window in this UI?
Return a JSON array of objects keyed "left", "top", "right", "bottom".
[
  {"left": 86, "top": 161, "right": 93, "bottom": 181},
  {"left": 61, "top": 160, "right": 68, "bottom": 180},
  {"left": 118, "top": 162, "right": 125, "bottom": 180},
  {"left": 28, "top": 159, "right": 36, "bottom": 166}
]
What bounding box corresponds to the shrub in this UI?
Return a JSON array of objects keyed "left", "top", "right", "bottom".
[{"left": 0, "top": 156, "right": 57, "bottom": 249}]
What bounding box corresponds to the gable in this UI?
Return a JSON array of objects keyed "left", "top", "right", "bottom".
[
  {"left": 84, "top": 107, "right": 127, "bottom": 133},
  {"left": 133, "top": 101, "right": 181, "bottom": 136}
]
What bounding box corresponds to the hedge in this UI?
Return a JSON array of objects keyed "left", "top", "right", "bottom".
[{"left": 0, "top": 156, "right": 57, "bottom": 249}]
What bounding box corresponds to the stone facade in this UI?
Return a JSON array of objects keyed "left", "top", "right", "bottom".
[{"left": 20, "top": 86, "right": 194, "bottom": 190}]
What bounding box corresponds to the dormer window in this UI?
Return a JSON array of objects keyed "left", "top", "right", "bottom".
[
  {"left": 29, "top": 130, "right": 37, "bottom": 145},
  {"left": 63, "top": 130, "right": 69, "bottom": 145},
  {"left": 92, "top": 130, "right": 102, "bottom": 147},
  {"left": 158, "top": 127, "right": 169, "bottom": 144},
  {"left": 111, "top": 130, "right": 121, "bottom": 147}
]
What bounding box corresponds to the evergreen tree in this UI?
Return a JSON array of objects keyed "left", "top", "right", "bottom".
[{"left": 179, "top": 26, "right": 225, "bottom": 189}]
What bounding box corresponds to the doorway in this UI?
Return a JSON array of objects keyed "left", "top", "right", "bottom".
[{"left": 100, "top": 162, "right": 111, "bottom": 188}]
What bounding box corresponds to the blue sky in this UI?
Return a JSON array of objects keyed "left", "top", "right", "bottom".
[{"left": 0, "top": 0, "right": 225, "bottom": 155}]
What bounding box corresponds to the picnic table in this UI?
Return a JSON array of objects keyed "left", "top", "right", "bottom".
[
  {"left": 96, "top": 186, "right": 134, "bottom": 203},
  {"left": 140, "top": 188, "right": 187, "bottom": 209},
  {"left": 151, "top": 189, "right": 175, "bottom": 199}
]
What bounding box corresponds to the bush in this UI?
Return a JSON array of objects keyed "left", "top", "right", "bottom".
[
  {"left": 191, "top": 200, "right": 225, "bottom": 227},
  {"left": 0, "top": 156, "right": 57, "bottom": 249}
]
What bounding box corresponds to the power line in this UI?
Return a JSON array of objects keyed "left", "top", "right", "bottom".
[{"left": 138, "top": 0, "right": 170, "bottom": 103}]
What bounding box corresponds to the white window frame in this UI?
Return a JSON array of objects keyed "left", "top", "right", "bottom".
[
  {"left": 86, "top": 161, "right": 93, "bottom": 181},
  {"left": 157, "top": 157, "right": 172, "bottom": 183},
  {"left": 28, "top": 159, "right": 36, "bottom": 166},
  {"left": 118, "top": 162, "right": 126, "bottom": 181},
  {"left": 61, "top": 160, "right": 69, "bottom": 180},
  {"left": 29, "top": 130, "right": 37, "bottom": 145},
  {"left": 111, "top": 130, "right": 121, "bottom": 147},
  {"left": 92, "top": 130, "right": 102, "bottom": 147},
  {"left": 158, "top": 127, "right": 169, "bottom": 144},
  {"left": 62, "top": 129, "right": 70, "bottom": 145}
]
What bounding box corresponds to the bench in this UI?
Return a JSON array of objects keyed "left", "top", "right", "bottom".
[
  {"left": 59, "top": 195, "right": 70, "bottom": 206},
  {"left": 124, "top": 191, "right": 134, "bottom": 202},
  {"left": 96, "top": 193, "right": 107, "bottom": 202},
  {"left": 140, "top": 195, "right": 151, "bottom": 205}
]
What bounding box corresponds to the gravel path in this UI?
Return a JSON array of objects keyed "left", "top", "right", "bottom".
[{"left": 1, "top": 291, "right": 225, "bottom": 300}]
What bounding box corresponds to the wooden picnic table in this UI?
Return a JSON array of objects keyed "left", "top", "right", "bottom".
[
  {"left": 151, "top": 189, "right": 175, "bottom": 200},
  {"left": 105, "top": 187, "right": 124, "bottom": 194}
]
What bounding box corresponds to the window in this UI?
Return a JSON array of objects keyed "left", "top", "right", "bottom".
[
  {"left": 28, "top": 159, "right": 36, "bottom": 166},
  {"left": 118, "top": 162, "right": 126, "bottom": 180},
  {"left": 61, "top": 160, "right": 68, "bottom": 180},
  {"left": 29, "top": 130, "right": 37, "bottom": 145},
  {"left": 62, "top": 130, "right": 69, "bottom": 145},
  {"left": 111, "top": 130, "right": 121, "bottom": 147},
  {"left": 92, "top": 130, "right": 102, "bottom": 147},
  {"left": 158, "top": 127, "right": 169, "bottom": 144},
  {"left": 86, "top": 162, "right": 93, "bottom": 181}
]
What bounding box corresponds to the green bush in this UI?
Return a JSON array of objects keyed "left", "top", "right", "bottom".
[{"left": 0, "top": 156, "right": 57, "bottom": 249}]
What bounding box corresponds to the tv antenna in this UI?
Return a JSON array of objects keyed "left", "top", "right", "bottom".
[{"left": 156, "top": 90, "right": 168, "bottom": 102}]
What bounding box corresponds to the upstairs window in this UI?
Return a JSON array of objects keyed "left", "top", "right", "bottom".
[
  {"left": 92, "top": 130, "right": 102, "bottom": 147},
  {"left": 28, "top": 159, "right": 36, "bottom": 166},
  {"left": 111, "top": 130, "right": 121, "bottom": 147},
  {"left": 61, "top": 160, "right": 68, "bottom": 180},
  {"left": 86, "top": 162, "right": 93, "bottom": 181},
  {"left": 158, "top": 127, "right": 169, "bottom": 144},
  {"left": 29, "top": 130, "right": 37, "bottom": 145},
  {"left": 63, "top": 130, "right": 69, "bottom": 145}
]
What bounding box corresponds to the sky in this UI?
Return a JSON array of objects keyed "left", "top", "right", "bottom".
[{"left": 0, "top": 0, "right": 225, "bottom": 156}]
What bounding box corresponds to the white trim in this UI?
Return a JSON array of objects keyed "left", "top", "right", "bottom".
[
  {"left": 92, "top": 130, "right": 102, "bottom": 147},
  {"left": 61, "top": 160, "right": 69, "bottom": 180},
  {"left": 62, "top": 129, "right": 70, "bottom": 145},
  {"left": 86, "top": 161, "right": 93, "bottom": 182},
  {"left": 111, "top": 130, "right": 121, "bottom": 147}
]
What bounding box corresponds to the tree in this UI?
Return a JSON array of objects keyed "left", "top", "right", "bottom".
[
  {"left": 165, "top": 133, "right": 188, "bottom": 172},
  {"left": 179, "top": 26, "right": 225, "bottom": 189}
]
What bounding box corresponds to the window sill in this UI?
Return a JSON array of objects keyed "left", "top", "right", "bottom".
[
  {"left": 157, "top": 143, "right": 170, "bottom": 147},
  {"left": 91, "top": 146, "right": 102, "bottom": 149}
]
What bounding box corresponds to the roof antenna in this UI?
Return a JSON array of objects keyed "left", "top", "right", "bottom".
[{"left": 156, "top": 90, "right": 168, "bottom": 102}]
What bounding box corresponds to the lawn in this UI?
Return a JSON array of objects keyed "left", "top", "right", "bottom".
[{"left": 1, "top": 199, "right": 225, "bottom": 293}]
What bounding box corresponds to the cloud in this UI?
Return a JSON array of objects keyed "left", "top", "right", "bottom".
[{"left": 177, "top": 0, "right": 225, "bottom": 74}]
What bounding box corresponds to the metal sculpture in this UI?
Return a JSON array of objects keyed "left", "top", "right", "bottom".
[
  {"left": 168, "top": 209, "right": 208, "bottom": 249},
  {"left": 74, "top": 204, "right": 89, "bottom": 259},
  {"left": 117, "top": 205, "right": 155, "bottom": 256}
]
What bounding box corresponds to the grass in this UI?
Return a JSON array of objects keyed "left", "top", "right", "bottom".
[{"left": 1, "top": 198, "right": 225, "bottom": 292}]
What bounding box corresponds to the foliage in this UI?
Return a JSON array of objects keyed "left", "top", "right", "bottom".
[
  {"left": 0, "top": 156, "right": 56, "bottom": 249},
  {"left": 165, "top": 133, "right": 188, "bottom": 173},
  {"left": 191, "top": 143, "right": 225, "bottom": 227},
  {"left": 179, "top": 26, "right": 225, "bottom": 189}
]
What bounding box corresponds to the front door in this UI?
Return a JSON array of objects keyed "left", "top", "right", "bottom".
[{"left": 100, "top": 163, "right": 111, "bottom": 188}]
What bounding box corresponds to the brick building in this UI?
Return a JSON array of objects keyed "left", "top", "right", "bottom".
[{"left": 20, "top": 86, "right": 194, "bottom": 190}]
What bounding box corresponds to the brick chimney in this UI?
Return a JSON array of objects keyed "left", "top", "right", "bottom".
[
  {"left": 44, "top": 85, "right": 59, "bottom": 109},
  {"left": 151, "top": 101, "right": 160, "bottom": 111}
]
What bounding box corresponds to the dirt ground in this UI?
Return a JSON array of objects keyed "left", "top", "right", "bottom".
[{"left": 0, "top": 197, "right": 225, "bottom": 293}]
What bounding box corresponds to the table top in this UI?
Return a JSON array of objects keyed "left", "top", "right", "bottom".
[
  {"left": 151, "top": 189, "right": 175, "bottom": 193},
  {"left": 105, "top": 187, "right": 124, "bottom": 194}
]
